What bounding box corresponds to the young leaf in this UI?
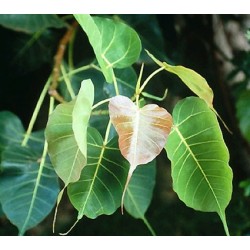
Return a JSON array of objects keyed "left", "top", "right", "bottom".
[
  {"left": 0, "top": 132, "right": 59, "bottom": 235},
  {"left": 165, "top": 96, "right": 233, "bottom": 235},
  {"left": 109, "top": 95, "right": 172, "bottom": 211},
  {"left": 67, "top": 127, "right": 128, "bottom": 219},
  {"left": 72, "top": 79, "right": 94, "bottom": 157}
]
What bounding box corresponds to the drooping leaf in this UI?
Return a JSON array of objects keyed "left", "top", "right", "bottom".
[
  {"left": 236, "top": 90, "right": 250, "bottom": 142},
  {"left": 0, "top": 132, "right": 59, "bottom": 235},
  {"left": 0, "top": 14, "right": 66, "bottom": 33},
  {"left": 109, "top": 95, "right": 172, "bottom": 210},
  {"left": 45, "top": 79, "right": 94, "bottom": 185},
  {"left": 72, "top": 79, "right": 94, "bottom": 157},
  {"left": 67, "top": 127, "right": 128, "bottom": 219},
  {"left": 165, "top": 96, "right": 233, "bottom": 235},
  {"left": 124, "top": 160, "right": 156, "bottom": 219},
  {"left": 146, "top": 50, "right": 214, "bottom": 109},
  {"left": 74, "top": 14, "right": 141, "bottom": 83}
]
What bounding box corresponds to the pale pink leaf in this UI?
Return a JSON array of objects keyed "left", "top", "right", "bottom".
[{"left": 109, "top": 95, "right": 172, "bottom": 212}]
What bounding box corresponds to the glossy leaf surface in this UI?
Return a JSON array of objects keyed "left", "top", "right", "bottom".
[
  {"left": 68, "top": 127, "right": 128, "bottom": 219},
  {"left": 74, "top": 14, "right": 141, "bottom": 83},
  {"left": 109, "top": 95, "right": 172, "bottom": 209},
  {"left": 0, "top": 14, "right": 66, "bottom": 33},
  {"left": 166, "top": 97, "right": 232, "bottom": 234},
  {"left": 124, "top": 160, "right": 156, "bottom": 219},
  {"left": 0, "top": 132, "right": 59, "bottom": 235}
]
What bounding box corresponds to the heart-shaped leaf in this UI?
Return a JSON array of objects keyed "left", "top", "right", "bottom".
[
  {"left": 165, "top": 96, "right": 233, "bottom": 235},
  {"left": 109, "top": 95, "right": 172, "bottom": 211},
  {"left": 68, "top": 127, "right": 128, "bottom": 219}
]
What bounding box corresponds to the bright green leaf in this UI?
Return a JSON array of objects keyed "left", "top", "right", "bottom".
[
  {"left": 45, "top": 101, "right": 85, "bottom": 185},
  {"left": 0, "top": 14, "right": 66, "bottom": 33},
  {"left": 68, "top": 127, "right": 128, "bottom": 219},
  {"left": 146, "top": 50, "right": 214, "bottom": 108},
  {"left": 124, "top": 160, "right": 156, "bottom": 219},
  {"left": 236, "top": 90, "right": 250, "bottom": 142},
  {"left": 165, "top": 96, "right": 233, "bottom": 235},
  {"left": 0, "top": 132, "right": 59, "bottom": 235},
  {"left": 72, "top": 79, "right": 94, "bottom": 157},
  {"left": 74, "top": 14, "right": 141, "bottom": 83}
]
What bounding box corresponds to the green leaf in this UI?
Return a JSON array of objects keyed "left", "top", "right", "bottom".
[
  {"left": 68, "top": 127, "right": 128, "bottom": 219},
  {"left": 72, "top": 79, "right": 94, "bottom": 157},
  {"left": 109, "top": 95, "right": 172, "bottom": 211},
  {"left": 165, "top": 96, "right": 233, "bottom": 235},
  {"left": 146, "top": 50, "right": 214, "bottom": 108},
  {"left": 0, "top": 111, "right": 24, "bottom": 153},
  {"left": 236, "top": 90, "right": 250, "bottom": 142},
  {"left": 0, "top": 14, "right": 66, "bottom": 33},
  {"left": 124, "top": 160, "right": 156, "bottom": 219},
  {"left": 0, "top": 132, "right": 59, "bottom": 235},
  {"left": 103, "top": 67, "right": 137, "bottom": 98},
  {"left": 74, "top": 14, "right": 141, "bottom": 83}
]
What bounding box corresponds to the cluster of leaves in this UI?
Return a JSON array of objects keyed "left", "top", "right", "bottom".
[{"left": 0, "top": 14, "right": 234, "bottom": 236}]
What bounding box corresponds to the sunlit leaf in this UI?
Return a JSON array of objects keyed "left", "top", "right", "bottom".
[
  {"left": 236, "top": 90, "right": 250, "bottom": 142},
  {"left": 0, "top": 131, "right": 59, "bottom": 235},
  {"left": 146, "top": 50, "right": 214, "bottom": 108},
  {"left": 74, "top": 14, "right": 141, "bottom": 83},
  {"left": 109, "top": 95, "right": 172, "bottom": 210},
  {"left": 72, "top": 79, "right": 94, "bottom": 157},
  {"left": 165, "top": 96, "right": 233, "bottom": 235},
  {"left": 124, "top": 160, "right": 156, "bottom": 219},
  {"left": 68, "top": 127, "right": 128, "bottom": 219},
  {"left": 45, "top": 79, "right": 95, "bottom": 186},
  {"left": 0, "top": 14, "right": 66, "bottom": 33}
]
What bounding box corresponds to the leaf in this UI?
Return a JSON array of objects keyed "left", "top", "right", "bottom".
[
  {"left": 0, "top": 14, "right": 66, "bottom": 33},
  {"left": 0, "top": 111, "right": 24, "bottom": 153},
  {"left": 124, "top": 160, "right": 156, "bottom": 219},
  {"left": 236, "top": 90, "right": 250, "bottom": 142},
  {"left": 0, "top": 132, "right": 59, "bottom": 235},
  {"left": 45, "top": 80, "right": 94, "bottom": 185},
  {"left": 103, "top": 67, "right": 137, "bottom": 98},
  {"left": 109, "top": 95, "right": 172, "bottom": 211},
  {"left": 67, "top": 127, "right": 128, "bottom": 219},
  {"left": 93, "top": 16, "right": 141, "bottom": 69},
  {"left": 72, "top": 79, "right": 94, "bottom": 157},
  {"left": 146, "top": 50, "right": 214, "bottom": 108},
  {"left": 74, "top": 14, "right": 141, "bottom": 83},
  {"left": 165, "top": 96, "right": 233, "bottom": 235}
]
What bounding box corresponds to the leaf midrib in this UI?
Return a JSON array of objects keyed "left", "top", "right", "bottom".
[{"left": 174, "top": 125, "right": 223, "bottom": 215}]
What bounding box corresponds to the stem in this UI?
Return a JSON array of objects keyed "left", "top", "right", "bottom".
[
  {"left": 112, "top": 69, "right": 119, "bottom": 96},
  {"left": 139, "top": 66, "right": 165, "bottom": 93},
  {"left": 21, "top": 76, "right": 51, "bottom": 147},
  {"left": 135, "top": 63, "right": 144, "bottom": 106},
  {"left": 60, "top": 64, "right": 76, "bottom": 99},
  {"left": 220, "top": 212, "right": 230, "bottom": 236},
  {"left": 142, "top": 216, "right": 156, "bottom": 236},
  {"left": 104, "top": 120, "right": 112, "bottom": 145},
  {"left": 92, "top": 98, "right": 111, "bottom": 111},
  {"left": 68, "top": 28, "right": 76, "bottom": 70}
]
